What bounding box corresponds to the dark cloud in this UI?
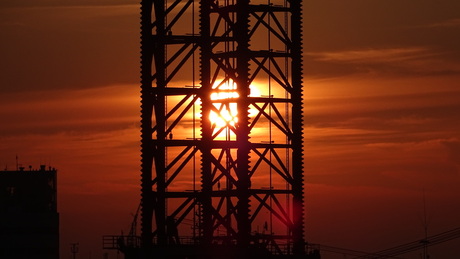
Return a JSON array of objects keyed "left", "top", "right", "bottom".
[
  {"left": 0, "top": 5, "right": 140, "bottom": 93},
  {"left": 307, "top": 88, "right": 460, "bottom": 120},
  {"left": 304, "top": 78, "right": 460, "bottom": 192},
  {"left": 0, "top": 0, "right": 138, "bottom": 8},
  {"left": 0, "top": 85, "right": 139, "bottom": 136},
  {"left": 304, "top": 0, "right": 460, "bottom": 78}
]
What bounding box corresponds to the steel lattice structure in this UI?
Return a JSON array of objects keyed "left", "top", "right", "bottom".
[{"left": 140, "top": 0, "right": 304, "bottom": 257}]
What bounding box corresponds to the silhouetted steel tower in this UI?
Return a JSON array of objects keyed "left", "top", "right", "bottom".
[{"left": 140, "top": 0, "right": 304, "bottom": 256}]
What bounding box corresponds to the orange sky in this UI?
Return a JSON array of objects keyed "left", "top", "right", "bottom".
[{"left": 1, "top": 0, "right": 460, "bottom": 258}]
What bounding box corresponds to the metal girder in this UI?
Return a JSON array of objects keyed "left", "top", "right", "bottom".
[{"left": 139, "top": 0, "right": 304, "bottom": 257}]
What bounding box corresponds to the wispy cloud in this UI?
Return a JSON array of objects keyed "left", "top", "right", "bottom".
[
  {"left": 306, "top": 47, "right": 460, "bottom": 76},
  {"left": 307, "top": 47, "right": 431, "bottom": 64},
  {"left": 428, "top": 18, "right": 460, "bottom": 28}
]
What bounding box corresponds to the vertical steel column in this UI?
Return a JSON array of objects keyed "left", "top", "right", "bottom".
[
  {"left": 152, "top": 0, "right": 168, "bottom": 248},
  {"left": 140, "top": 0, "right": 154, "bottom": 256},
  {"left": 291, "top": 0, "right": 305, "bottom": 255},
  {"left": 199, "top": 0, "right": 214, "bottom": 245},
  {"left": 234, "top": 0, "right": 252, "bottom": 249}
]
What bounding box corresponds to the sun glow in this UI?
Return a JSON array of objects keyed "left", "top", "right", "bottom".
[
  {"left": 208, "top": 81, "right": 261, "bottom": 129},
  {"left": 209, "top": 83, "right": 239, "bottom": 128}
]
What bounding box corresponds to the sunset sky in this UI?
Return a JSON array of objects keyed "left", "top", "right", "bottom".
[{"left": 1, "top": 0, "right": 460, "bottom": 258}]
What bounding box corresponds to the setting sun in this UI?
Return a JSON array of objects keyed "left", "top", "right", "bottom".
[
  {"left": 209, "top": 82, "right": 239, "bottom": 128},
  {"left": 207, "top": 80, "right": 262, "bottom": 133}
]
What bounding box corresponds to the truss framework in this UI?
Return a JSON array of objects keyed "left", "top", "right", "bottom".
[{"left": 140, "top": 0, "right": 304, "bottom": 256}]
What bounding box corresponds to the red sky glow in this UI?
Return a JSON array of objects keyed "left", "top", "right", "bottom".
[{"left": 1, "top": 0, "right": 460, "bottom": 258}]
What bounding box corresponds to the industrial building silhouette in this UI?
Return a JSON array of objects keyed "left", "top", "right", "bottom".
[{"left": 0, "top": 165, "right": 59, "bottom": 259}]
